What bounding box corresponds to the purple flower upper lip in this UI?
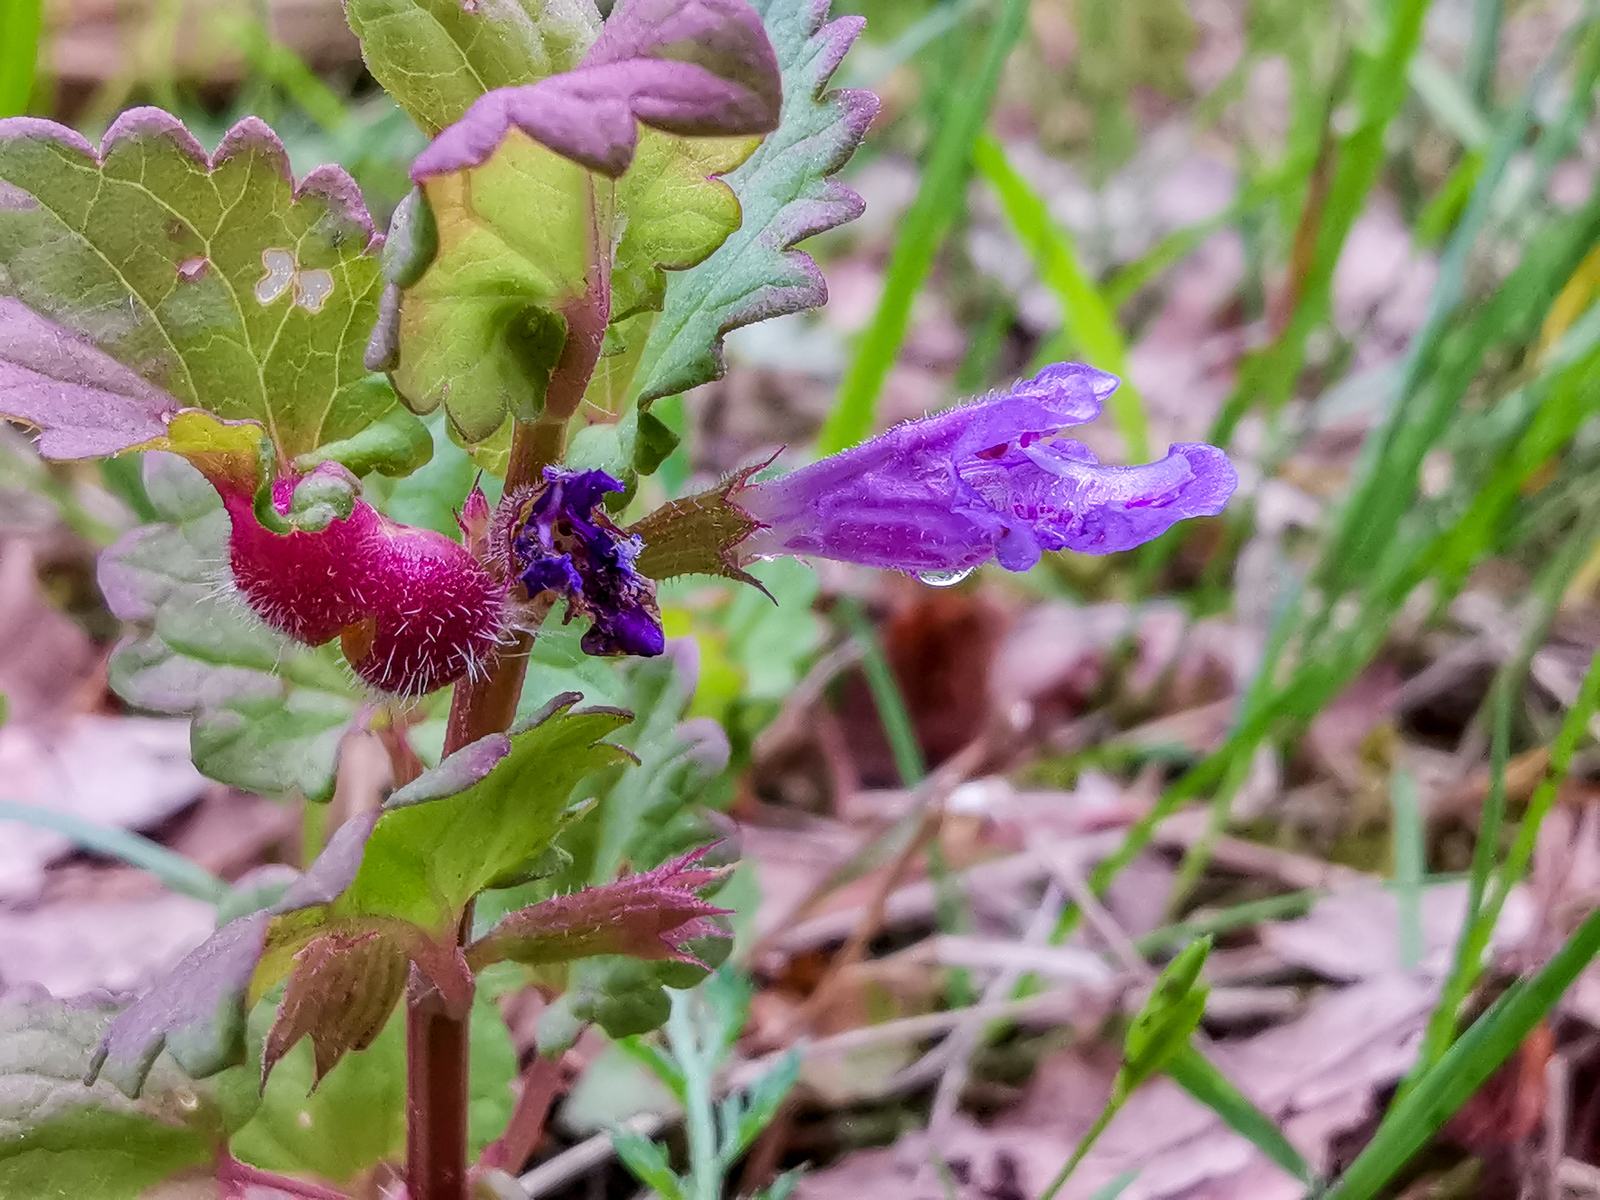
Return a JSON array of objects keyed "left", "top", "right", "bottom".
[{"left": 736, "top": 363, "right": 1238, "bottom": 576}]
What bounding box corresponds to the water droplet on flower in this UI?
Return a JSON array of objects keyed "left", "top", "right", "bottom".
[{"left": 914, "top": 566, "right": 973, "bottom": 587}]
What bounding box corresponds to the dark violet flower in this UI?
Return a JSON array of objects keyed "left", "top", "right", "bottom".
[
  {"left": 507, "top": 467, "right": 665, "bottom": 658},
  {"left": 737, "top": 363, "right": 1238, "bottom": 578}
]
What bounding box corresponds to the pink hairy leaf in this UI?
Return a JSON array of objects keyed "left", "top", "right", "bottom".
[{"left": 465, "top": 846, "right": 731, "bottom": 971}]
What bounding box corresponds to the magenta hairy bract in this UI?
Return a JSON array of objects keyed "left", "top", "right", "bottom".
[{"left": 221, "top": 474, "right": 508, "bottom": 696}]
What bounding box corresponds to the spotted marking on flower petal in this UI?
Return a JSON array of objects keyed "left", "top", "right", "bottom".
[
  {"left": 255, "top": 249, "right": 297, "bottom": 304},
  {"left": 293, "top": 269, "right": 335, "bottom": 313}
]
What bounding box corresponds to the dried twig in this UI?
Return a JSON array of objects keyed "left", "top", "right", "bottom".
[
  {"left": 927, "top": 883, "right": 1065, "bottom": 1131},
  {"left": 787, "top": 736, "right": 993, "bottom": 1031},
  {"left": 1039, "top": 840, "right": 1156, "bottom": 980},
  {"left": 1154, "top": 809, "right": 1369, "bottom": 891}
]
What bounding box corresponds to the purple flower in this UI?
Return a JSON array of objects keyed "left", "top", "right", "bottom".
[
  {"left": 737, "top": 363, "right": 1237, "bottom": 577},
  {"left": 508, "top": 468, "right": 665, "bottom": 658}
]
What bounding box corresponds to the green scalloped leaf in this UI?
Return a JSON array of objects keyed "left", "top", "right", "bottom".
[
  {"left": 0, "top": 109, "right": 408, "bottom": 468},
  {"left": 377, "top": 0, "right": 783, "bottom": 447},
  {"left": 343, "top": 0, "right": 601, "bottom": 137},
  {"left": 270, "top": 694, "right": 633, "bottom": 943},
  {"left": 631, "top": 0, "right": 878, "bottom": 409},
  {"left": 0, "top": 994, "right": 257, "bottom": 1199},
  {"left": 385, "top": 130, "right": 759, "bottom": 445}
]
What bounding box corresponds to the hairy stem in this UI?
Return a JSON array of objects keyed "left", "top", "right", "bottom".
[
  {"left": 479, "top": 1053, "right": 571, "bottom": 1172},
  {"left": 405, "top": 376, "right": 583, "bottom": 1200},
  {"left": 217, "top": 1154, "right": 349, "bottom": 1200}
]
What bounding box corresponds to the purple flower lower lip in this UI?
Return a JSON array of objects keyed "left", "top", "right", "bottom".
[
  {"left": 736, "top": 363, "right": 1238, "bottom": 577},
  {"left": 508, "top": 468, "right": 665, "bottom": 658}
]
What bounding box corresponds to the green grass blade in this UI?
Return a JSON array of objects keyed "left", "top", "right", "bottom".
[
  {"left": 0, "top": 801, "right": 229, "bottom": 905},
  {"left": 817, "top": 0, "right": 1031, "bottom": 454},
  {"left": 1100, "top": 161, "right": 1306, "bottom": 308},
  {"left": 1136, "top": 891, "right": 1322, "bottom": 953},
  {"left": 1040, "top": 1102, "right": 1120, "bottom": 1200},
  {"left": 1464, "top": 0, "right": 1504, "bottom": 107},
  {"left": 1466, "top": 680, "right": 1514, "bottom": 932},
  {"left": 1089, "top": 1172, "right": 1139, "bottom": 1200},
  {"left": 1478, "top": 649, "right": 1600, "bottom": 951},
  {"left": 1052, "top": 574, "right": 1305, "bottom": 946},
  {"left": 219, "top": 9, "right": 352, "bottom": 133},
  {"left": 837, "top": 598, "right": 928, "bottom": 787},
  {"left": 840, "top": 0, "right": 985, "bottom": 91},
  {"left": 1403, "top": 558, "right": 1600, "bottom": 1095},
  {"left": 0, "top": 0, "right": 41, "bottom": 116},
  {"left": 1407, "top": 52, "right": 1492, "bottom": 147},
  {"left": 972, "top": 134, "right": 1150, "bottom": 462},
  {"left": 836, "top": 598, "right": 973, "bottom": 1001},
  {"left": 1210, "top": 0, "right": 1434, "bottom": 445},
  {"left": 1317, "top": 32, "right": 1591, "bottom": 596},
  {"left": 952, "top": 298, "right": 1013, "bottom": 393},
  {"left": 1328, "top": 902, "right": 1600, "bottom": 1200},
  {"left": 1165, "top": 746, "right": 1253, "bottom": 916},
  {"left": 1167, "top": 1045, "right": 1318, "bottom": 1189},
  {"left": 1388, "top": 768, "right": 1427, "bottom": 970}
]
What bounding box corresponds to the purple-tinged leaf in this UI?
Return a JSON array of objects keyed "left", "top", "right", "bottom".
[
  {"left": 384, "top": 732, "right": 512, "bottom": 810},
  {"left": 85, "top": 813, "right": 379, "bottom": 1098},
  {"left": 0, "top": 108, "right": 413, "bottom": 471},
  {"left": 0, "top": 298, "right": 180, "bottom": 458},
  {"left": 343, "top": 0, "right": 600, "bottom": 137},
  {"left": 632, "top": 0, "right": 878, "bottom": 408},
  {"left": 84, "top": 912, "right": 270, "bottom": 1099},
  {"left": 739, "top": 363, "right": 1240, "bottom": 576},
  {"left": 465, "top": 846, "right": 731, "bottom": 971},
  {"left": 282, "top": 812, "right": 384, "bottom": 911},
  {"left": 411, "top": 0, "right": 781, "bottom": 181},
  {"left": 380, "top": 0, "right": 785, "bottom": 442},
  {"left": 0, "top": 302, "right": 272, "bottom": 490},
  {"left": 262, "top": 930, "right": 409, "bottom": 1088},
  {"left": 87, "top": 697, "right": 631, "bottom": 1099}
]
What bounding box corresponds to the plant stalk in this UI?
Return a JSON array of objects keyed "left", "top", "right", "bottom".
[
  {"left": 667, "top": 989, "right": 720, "bottom": 1200},
  {"left": 405, "top": 320, "right": 589, "bottom": 1199}
]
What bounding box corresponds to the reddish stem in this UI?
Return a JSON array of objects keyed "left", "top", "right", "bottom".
[
  {"left": 478, "top": 1052, "right": 571, "bottom": 1172},
  {"left": 216, "top": 1154, "right": 349, "bottom": 1200},
  {"left": 405, "top": 278, "right": 602, "bottom": 1199},
  {"left": 405, "top": 962, "right": 474, "bottom": 1200}
]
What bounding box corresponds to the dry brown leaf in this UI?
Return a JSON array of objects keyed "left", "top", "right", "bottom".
[
  {"left": 797, "top": 976, "right": 1435, "bottom": 1200},
  {"left": 0, "top": 539, "right": 99, "bottom": 723},
  {"left": 0, "top": 895, "right": 215, "bottom": 996},
  {"left": 1260, "top": 882, "right": 1535, "bottom": 983},
  {"left": 0, "top": 715, "right": 207, "bottom": 901}
]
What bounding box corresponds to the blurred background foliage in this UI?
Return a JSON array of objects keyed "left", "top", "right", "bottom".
[{"left": 4, "top": 0, "right": 1600, "bottom": 1196}]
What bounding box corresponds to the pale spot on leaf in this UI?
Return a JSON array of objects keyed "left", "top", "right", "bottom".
[
  {"left": 256, "top": 250, "right": 337, "bottom": 312},
  {"left": 294, "top": 269, "right": 335, "bottom": 313},
  {"left": 177, "top": 256, "right": 209, "bottom": 282},
  {"left": 255, "top": 249, "right": 296, "bottom": 304}
]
